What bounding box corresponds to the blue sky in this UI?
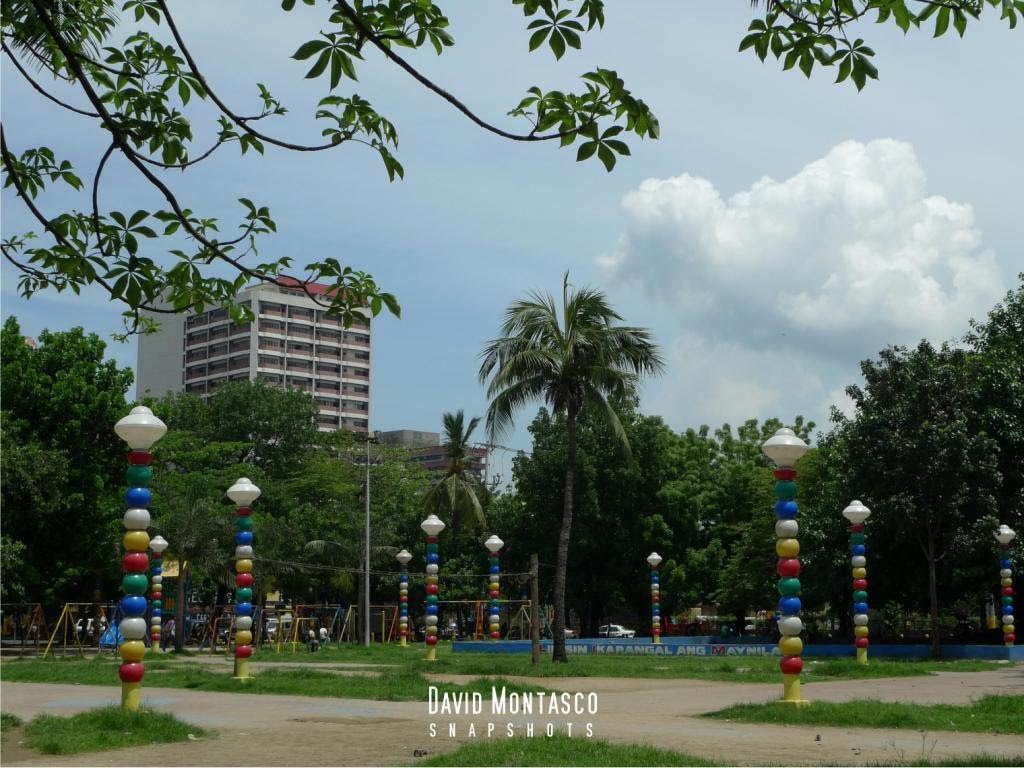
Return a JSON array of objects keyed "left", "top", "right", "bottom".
[{"left": 3, "top": 2, "right": 1022, "bottom": 474}]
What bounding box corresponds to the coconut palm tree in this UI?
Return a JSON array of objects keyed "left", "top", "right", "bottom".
[
  {"left": 479, "top": 273, "right": 663, "bottom": 662},
  {"left": 422, "top": 410, "right": 488, "bottom": 535}
]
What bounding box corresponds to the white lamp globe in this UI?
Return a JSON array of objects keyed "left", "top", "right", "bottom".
[
  {"left": 761, "top": 428, "right": 809, "bottom": 468},
  {"left": 842, "top": 500, "right": 872, "bottom": 525},
  {"left": 227, "top": 478, "right": 261, "bottom": 506},
  {"left": 396, "top": 549, "right": 413, "bottom": 565},
  {"left": 485, "top": 535, "right": 504, "bottom": 553},
  {"left": 114, "top": 406, "right": 167, "bottom": 450},
  {"left": 149, "top": 535, "right": 169, "bottom": 555},
  {"left": 421, "top": 514, "right": 445, "bottom": 536},
  {"left": 646, "top": 552, "right": 663, "bottom": 568},
  {"left": 995, "top": 525, "right": 1017, "bottom": 545}
]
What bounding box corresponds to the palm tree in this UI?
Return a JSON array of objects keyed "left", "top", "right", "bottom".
[
  {"left": 479, "top": 273, "right": 663, "bottom": 662},
  {"left": 422, "top": 410, "right": 488, "bottom": 535}
]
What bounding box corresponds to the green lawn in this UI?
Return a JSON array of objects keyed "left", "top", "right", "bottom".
[
  {"left": 23, "top": 707, "right": 206, "bottom": 754},
  {"left": 418, "top": 734, "right": 714, "bottom": 767},
  {"left": 704, "top": 694, "right": 1024, "bottom": 733},
  {"left": 241, "top": 642, "right": 1002, "bottom": 683},
  {"left": 0, "top": 657, "right": 547, "bottom": 702}
]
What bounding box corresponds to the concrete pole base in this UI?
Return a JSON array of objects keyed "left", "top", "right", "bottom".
[
  {"left": 856, "top": 647, "right": 868, "bottom": 664},
  {"left": 780, "top": 673, "right": 809, "bottom": 706},
  {"left": 232, "top": 658, "right": 250, "bottom": 680},
  {"left": 425, "top": 645, "right": 438, "bottom": 662},
  {"left": 652, "top": 636, "right": 661, "bottom": 644},
  {"left": 121, "top": 682, "right": 141, "bottom": 711}
]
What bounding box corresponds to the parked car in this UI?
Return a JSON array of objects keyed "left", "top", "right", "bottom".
[
  {"left": 564, "top": 628, "right": 579, "bottom": 639},
  {"left": 598, "top": 624, "right": 635, "bottom": 638}
]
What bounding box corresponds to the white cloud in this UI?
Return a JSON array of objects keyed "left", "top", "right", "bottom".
[{"left": 606, "top": 139, "right": 1006, "bottom": 431}]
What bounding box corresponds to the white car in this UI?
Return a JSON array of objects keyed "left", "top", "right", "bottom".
[{"left": 598, "top": 624, "right": 635, "bottom": 638}]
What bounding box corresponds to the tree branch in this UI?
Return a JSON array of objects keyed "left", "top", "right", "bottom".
[{"left": 2, "top": 41, "right": 99, "bottom": 117}]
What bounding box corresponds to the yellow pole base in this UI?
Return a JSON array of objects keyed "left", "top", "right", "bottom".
[
  {"left": 121, "top": 682, "right": 141, "bottom": 711},
  {"left": 232, "top": 658, "right": 250, "bottom": 680},
  {"left": 425, "top": 644, "right": 438, "bottom": 662},
  {"left": 780, "top": 673, "right": 809, "bottom": 706},
  {"left": 652, "top": 635, "right": 661, "bottom": 644},
  {"left": 856, "top": 646, "right": 868, "bottom": 664},
  {"left": 400, "top": 636, "right": 407, "bottom": 647}
]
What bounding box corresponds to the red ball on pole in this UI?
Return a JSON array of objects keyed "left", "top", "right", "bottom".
[
  {"left": 779, "top": 656, "right": 803, "bottom": 674},
  {"left": 1003, "top": 587, "right": 1014, "bottom": 596},
  {"left": 235, "top": 644, "right": 253, "bottom": 658},
  {"left": 426, "top": 584, "right": 438, "bottom": 595},
  {"left": 853, "top": 578, "right": 868, "bottom": 590},
  {"left": 119, "top": 663, "right": 145, "bottom": 683},
  {"left": 777, "top": 558, "right": 801, "bottom": 577},
  {"left": 236, "top": 573, "right": 253, "bottom": 588},
  {"left": 122, "top": 552, "right": 149, "bottom": 573},
  {"left": 1005, "top": 634, "right": 1016, "bottom": 644},
  {"left": 855, "top": 637, "right": 869, "bottom": 648}
]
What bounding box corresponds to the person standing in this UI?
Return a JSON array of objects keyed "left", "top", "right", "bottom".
[{"left": 162, "top": 617, "right": 176, "bottom": 651}]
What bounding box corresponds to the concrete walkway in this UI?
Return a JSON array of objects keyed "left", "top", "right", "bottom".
[{"left": 1, "top": 667, "right": 1022, "bottom": 766}]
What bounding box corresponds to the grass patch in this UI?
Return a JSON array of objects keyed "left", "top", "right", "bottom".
[
  {"left": 23, "top": 706, "right": 206, "bottom": 754},
  {"left": 418, "top": 733, "right": 713, "bottom": 766},
  {"left": 241, "top": 643, "right": 1003, "bottom": 683},
  {"left": 1, "top": 712, "right": 23, "bottom": 731},
  {"left": 0, "top": 657, "right": 546, "bottom": 702},
  {"left": 883, "top": 757, "right": 1024, "bottom": 767},
  {"left": 704, "top": 694, "right": 1024, "bottom": 733}
]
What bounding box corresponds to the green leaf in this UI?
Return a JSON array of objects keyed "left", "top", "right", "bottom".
[
  {"left": 597, "top": 143, "right": 615, "bottom": 172},
  {"left": 549, "top": 29, "right": 566, "bottom": 59},
  {"left": 293, "top": 40, "right": 329, "bottom": 60},
  {"left": 934, "top": 6, "right": 951, "bottom": 37},
  {"left": 576, "top": 141, "right": 598, "bottom": 162},
  {"left": 529, "top": 27, "right": 550, "bottom": 51},
  {"left": 799, "top": 51, "right": 813, "bottom": 78}
]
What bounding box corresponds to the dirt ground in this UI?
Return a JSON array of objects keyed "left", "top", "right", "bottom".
[{"left": 1, "top": 665, "right": 1022, "bottom": 766}]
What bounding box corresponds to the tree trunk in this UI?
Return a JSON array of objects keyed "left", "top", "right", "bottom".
[
  {"left": 175, "top": 561, "right": 188, "bottom": 652},
  {"left": 927, "top": 541, "right": 941, "bottom": 659},
  {"left": 552, "top": 409, "right": 577, "bottom": 663},
  {"left": 530, "top": 554, "right": 540, "bottom": 666}
]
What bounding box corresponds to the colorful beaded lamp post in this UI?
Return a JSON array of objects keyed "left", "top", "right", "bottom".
[
  {"left": 421, "top": 514, "right": 445, "bottom": 661},
  {"left": 995, "top": 525, "right": 1016, "bottom": 647},
  {"left": 396, "top": 549, "right": 412, "bottom": 646},
  {"left": 228, "top": 478, "right": 261, "bottom": 680},
  {"left": 647, "top": 552, "right": 663, "bottom": 643},
  {"left": 485, "top": 535, "right": 504, "bottom": 640},
  {"left": 841, "top": 500, "right": 872, "bottom": 664},
  {"left": 113, "top": 405, "right": 167, "bottom": 711},
  {"left": 148, "top": 535, "right": 169, "bottom": 652},
  {"left": 761, "top": 427, "right": 810, "bottom": 705}
]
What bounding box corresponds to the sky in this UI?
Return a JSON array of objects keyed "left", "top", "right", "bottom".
[{"left": 3, "top": 2, "right": 1022, "bottom": 477}]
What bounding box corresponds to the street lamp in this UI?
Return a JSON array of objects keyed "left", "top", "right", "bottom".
[
  {"left": 841, "top": 500, "right": 871, "bottom": 664},
  {"left": 114, "top": 405, "right": 167, "bottom": 711},
  {"left": 647, "top": 552, "right": 663, "bottom": 644},
  {"left": 485, "top": 535, "right": 504, "bottom": 640},
  {"left": 228, "top": 477, "right": 261, "bottom": 679},
  {"left": 148, "top": 535, "right": 168, "bottom": 652},
  {"left": 995, "top": 525, "right": 1016, "bottom": 647},
  {"left": 421, "top": 514, "right": 446, "bottom": 661},
  {"left": 396, "top": 549, "right": 412, "bottom": 646},
  {"left": 761, "top": 427, "right": 809, "bottom": 706}
]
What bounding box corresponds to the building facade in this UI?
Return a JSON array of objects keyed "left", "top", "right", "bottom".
[
  {"left": 137, "top": 279, "right": 371, "bottom": 432},
  {"left": 378, "top": 429, "right": 488, "bottom": 482}
]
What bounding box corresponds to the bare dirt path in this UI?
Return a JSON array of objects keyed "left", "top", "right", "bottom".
[{"left": 2, "top": 667, "right": 1022, "bottom": 766}]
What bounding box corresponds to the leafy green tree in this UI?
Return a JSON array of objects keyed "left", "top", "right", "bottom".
[
  {"left": 833, "top": 341, "right": 1001, "bottom": 657},
  {"left": 423, "top": 410, "right": 488, "bottom": 536},
  {"left": 480, "top": 274, "right": 663, "bottom": 661},
  {"left": 745, "top": 0, "right": 1021, "bottom": 91},
  {"left": 1, "top": 0, "right": 657, "bottom": 335},
  {"left": 0, "top": 317, "right": 132, "bottom": 604}
]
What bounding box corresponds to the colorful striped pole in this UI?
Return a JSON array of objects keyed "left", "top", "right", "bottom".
[
  {"left": 228, "top": 478, "right": 261, "bottom": 680},
  {"left": 842, "top": 501, "right": 872, "bottom": 664},
  {"left": 485, "top": 535, "right": 504, "bottom": 640},
  {"left": 761, "top": 427, "right": 809, "bottom": 706},
  {"left": 396, "top": 549, "right": 412, "bottom": 646},
  {"left": 113, "top": 406, "right": 167, "bottom": 711},
  {"left": 421, "top": 514, "right": 445, "bottom": 661},
  {"left": 647, "top": 552, "right": 662, "bottom": 643},
  {"left": 995, "top": 525, "right": 1016, "bottom": 646},
  {"left": 148, "top": 536, "right": 168, "bottom": 652}
]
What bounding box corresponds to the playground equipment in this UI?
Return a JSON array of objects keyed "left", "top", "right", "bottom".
[
  {"left": 43, "top": 603, "right": 114, "bottom": 658},
  {"left": 337, "top": 605, "right": 399, "bottom": 644},
  {"left": 0, "top": 603, "right": 49, "bottom": 651}
]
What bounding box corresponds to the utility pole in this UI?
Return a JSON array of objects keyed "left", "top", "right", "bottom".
[
  {"left": 530, "top": 553, "right": 540, "bottom": 666},
  {"left": 364, "top": 434, "right": 371, "bottom": 648}
]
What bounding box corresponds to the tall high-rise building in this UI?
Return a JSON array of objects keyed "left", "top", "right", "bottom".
[{"left": 137, "top": 278, "right": 371, "bottom": 432}]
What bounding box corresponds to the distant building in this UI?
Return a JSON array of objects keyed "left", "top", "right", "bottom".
[
  {"left": 136, "top": 277, "right": 371, "bottom": 433},
  {"left": 379, "top": 429, "right": 488, "bottom": 483}
]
